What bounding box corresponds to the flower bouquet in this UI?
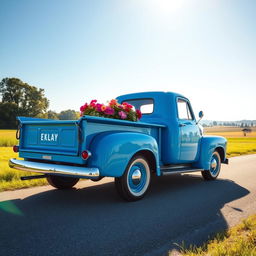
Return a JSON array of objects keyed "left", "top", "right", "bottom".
[{"left": 80, "top": 99, "right": 142, "bottom": 122}]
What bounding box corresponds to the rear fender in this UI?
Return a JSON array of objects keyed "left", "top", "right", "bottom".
[{"left": 88, "top": 132, "right": 160, "bottom": 177}]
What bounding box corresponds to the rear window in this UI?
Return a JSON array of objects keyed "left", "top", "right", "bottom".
[{"left": 122, "top": 98, "right": 154, "bottom": 114}]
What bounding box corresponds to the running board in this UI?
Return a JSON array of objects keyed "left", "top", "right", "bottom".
[{"left": 161, "top": 167, "right": 204, "bottom": 175}]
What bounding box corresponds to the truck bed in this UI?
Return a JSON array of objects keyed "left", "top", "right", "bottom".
[{"left": 17, "top": 116, "right": 165, "bottom": 165}]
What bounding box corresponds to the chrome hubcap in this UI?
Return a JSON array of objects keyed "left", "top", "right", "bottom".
[
  {"left": 211, "top": 158, "right": 217, "bottom": 170},
  {"left": 131, "top": 169, "right": 142, "bottom": 185}
]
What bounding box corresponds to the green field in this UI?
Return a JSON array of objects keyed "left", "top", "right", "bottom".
[{"left": 0, "top": 128, "right": 256, "bottom": 191}]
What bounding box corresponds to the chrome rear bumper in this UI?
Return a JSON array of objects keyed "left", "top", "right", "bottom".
[{"left": 9, "top": 158, "right": 100, "bottom": 179}]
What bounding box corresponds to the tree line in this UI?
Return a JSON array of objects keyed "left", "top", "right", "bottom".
[
  {"left": 0, "top": 78, "right": 79, "bottom": 129},
  {"left": 202, "top": 121, "right": 255, "bottom": 127}
]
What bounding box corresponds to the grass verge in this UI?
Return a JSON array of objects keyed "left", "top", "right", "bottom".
[{"left": 172, "top": 214, "right": 256, "bottom": 256}]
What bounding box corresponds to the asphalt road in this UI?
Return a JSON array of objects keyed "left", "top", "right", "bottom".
[{"left": 0, "top": 154, "right": 256, "bottom": 256}]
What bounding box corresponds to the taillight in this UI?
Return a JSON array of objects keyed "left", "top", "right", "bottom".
[
  {"left": 13, "top": 145, "right": 19, "bottom": 153},
  {"left": 81, "top": 150, "right": 91, "bottom": 160}
]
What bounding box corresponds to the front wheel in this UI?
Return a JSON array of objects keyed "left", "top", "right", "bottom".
[
  {"left": 201, "top": 151, "right": 221, "bottom": 180},
  {"left": 47, "top": 175, "right": 79, "bottom": 189},
  {"left": 115, "top": 155, "right": 151, "bottom": 201}
]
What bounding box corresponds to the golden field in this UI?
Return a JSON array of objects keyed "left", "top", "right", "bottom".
[
  {"left": 204, "top": 126, "right": 256, "bottom": 138},
  {"left": 0, "top": 129, "right": 18, "bottom": 146},
  {"left": 205, "top": 126, "right": 256, "bottom": 157}
]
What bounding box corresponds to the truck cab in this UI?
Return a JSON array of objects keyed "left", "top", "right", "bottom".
[{"left": 10, "top": 91, "right": 228, "bottom": 201}]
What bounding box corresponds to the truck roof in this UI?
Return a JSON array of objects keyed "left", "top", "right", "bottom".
[{"left": 116, "top": 91, "right": 187, "bottom": 102}]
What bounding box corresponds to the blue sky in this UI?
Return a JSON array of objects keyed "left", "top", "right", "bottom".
[{"left": 0, "top": 0, "right": 255, "bottom": 121}]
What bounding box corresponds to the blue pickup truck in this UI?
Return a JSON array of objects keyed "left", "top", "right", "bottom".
[{"left": 9, "top": 91, "right": 228, "bottom": 201}]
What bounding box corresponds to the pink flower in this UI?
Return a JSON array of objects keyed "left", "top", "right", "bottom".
[
  {"left": 104, "top": 106, "right": 115, "bottom": 115},
  {"left": 96, "top": 103, "right": 103, "bottom": 112},
  {"left": 136, "top": 109, "right": 142, "bottom": 119},
  {"left": 118, "top": 111, "right": 127, "bottom": 119}
]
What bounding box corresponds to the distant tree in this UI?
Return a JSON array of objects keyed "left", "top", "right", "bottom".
[
  {"left": 213, "top": 121, "right": 217, "bottom": 126},
  {"left": 58, "top": 110, "right": 79, "bottom": 120},
  {"left": 0, "top": 102, "right": 18, "bottom": 129},
  {"left": 242, "top": 128, "right": 252, "bottom": 137},
  {"left": 47, "top": 110, "right": 59, "bottom": 120},
  {"left": 0, "top": 78, "right": 49, "bottom": 128}
]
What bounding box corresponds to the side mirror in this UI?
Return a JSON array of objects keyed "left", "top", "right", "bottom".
[{"left": 197, "top": 111, "right": 204, "bottom": 124}]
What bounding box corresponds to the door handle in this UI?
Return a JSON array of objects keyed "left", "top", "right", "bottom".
[{"left": 179, "top": 123, "right": 186, "bottom": 127}]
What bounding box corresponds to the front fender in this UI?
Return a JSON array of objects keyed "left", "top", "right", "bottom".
[
  {"left": 87, "top": 132, "right": 160, "bottom": 177},
  {"left": 193, "top": 135, "right": 227, "bottom": 170}
]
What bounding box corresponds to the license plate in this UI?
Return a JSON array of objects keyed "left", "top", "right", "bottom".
[{"left": 40, "top": 130, "right": 59, "bottom": 145}]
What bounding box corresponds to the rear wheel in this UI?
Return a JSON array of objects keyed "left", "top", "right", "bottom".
[
  {"left": 47, "top": 175, "right": 79, "bottom": 189},
  {"left": 201, "top": 151, "right": 221, "bottom": 180},
  {"left": 115, "top": 155, "right": 151, "bottom": 201}
]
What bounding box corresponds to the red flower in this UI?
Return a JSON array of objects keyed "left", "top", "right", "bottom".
[
  {"left": 80, "top": 103, "right": 88, "bottom": 112},
  {"left": 122, "top": 102, "right": 133, "bottom": 108},
  {"left": 109, "top": 99, "right": 118, "bottom": 106},
  {"left": 122, "top": 102, "right": 133, "bottom": 112},
  {"left": 90, "top": 99, "right": 97, "bottom": 107},
  {"left": 136, "top": 109, "right": 142, "bottom": 119}
]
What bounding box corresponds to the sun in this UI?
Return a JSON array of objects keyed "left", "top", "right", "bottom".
[
  {"left": 154, "top": 0, "right": 184, "bottom": 13},
  {"left": 146, "top": 0, "right": 185, "bottom": 16}
]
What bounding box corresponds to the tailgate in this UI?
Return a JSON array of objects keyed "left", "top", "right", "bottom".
[{"left": 18, "top": 117, "right": 80, "bottom": 156}]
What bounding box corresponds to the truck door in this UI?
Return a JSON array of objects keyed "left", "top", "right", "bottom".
[{"left": 177, "top": 98, "right": 201, "bottom": 162}]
